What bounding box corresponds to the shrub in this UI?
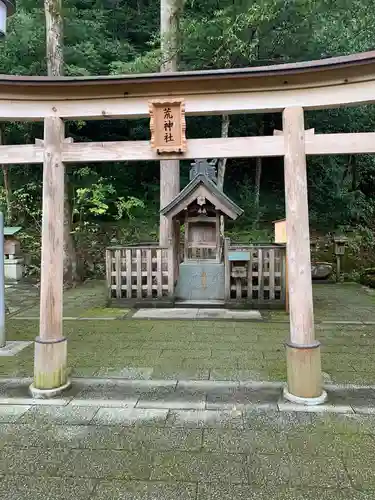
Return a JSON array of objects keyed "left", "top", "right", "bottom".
[{"left": 360, "top": 268, "right": 375, "bottom": 288}]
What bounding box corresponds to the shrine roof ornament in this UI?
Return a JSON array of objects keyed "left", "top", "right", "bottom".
[
  {"left": 190, "top": 159, "right": 217, "bottom": 183},
  {"left": 160, "top": 172, "right": 243, "bottom": 221}
]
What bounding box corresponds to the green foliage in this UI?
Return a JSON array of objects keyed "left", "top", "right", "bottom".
[
  {"left": 76, "top": 181, "right": 115, "bottom": 216},
  {"left": 360, "top": 268, "right": 375, "bottom": 289},
  {"left": 114, "top": 196, "right": 146, "bottom": 220},
  {"left": 181, "top": 0, "right": 317, "bottom": 69},
  {"left": 72, "top": 169, "right": 146, "bottom": 221}
]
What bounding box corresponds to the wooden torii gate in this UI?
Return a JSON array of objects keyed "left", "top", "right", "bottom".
[{"left": 2, "top": 51, "right": 375, "bottom": 402}]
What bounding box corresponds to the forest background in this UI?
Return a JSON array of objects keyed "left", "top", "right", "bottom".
[{"left": 1, "top": 0, "right": 375, "bottom": 283}]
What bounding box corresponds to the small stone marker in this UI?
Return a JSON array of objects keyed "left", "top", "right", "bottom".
[{"left": 311, "top": 262, "right": 333, "bottom": 279}]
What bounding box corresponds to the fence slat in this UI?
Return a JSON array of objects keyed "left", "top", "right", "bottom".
[
  {"left": 224, "top": 238, "right": 231, "bottom": 301},
  {"left": 247, "top": 251, "right": 253, "bottom": 300},
  {"left": 126, "top": 249, "right": 132, "bottom": 299},
  {"left": 269, "top": 248, "right": 275, "bottom": 300},
  {"left": 168, "top": 248, "right": 174, "bottom": 295},
  {"left": 136, "top": 249, "right": 142, "bottom": 298},
  {"left": 106, "top": 249, "right": 112, "bottom": 299},
  {"left": 115, "top": 250, "right": 122, "bottom": 299},
  {"left": 235, "top": 278, "right": 242, "bottom": 299},
  {"left": 156, "top": 249, "right": 163, "bottom": 297},
  {"left": 147, "top": 250, "right": 153, "bottom": 297},
  {"left": 258, "top": 248, "right": 264, "bottom": 302}
]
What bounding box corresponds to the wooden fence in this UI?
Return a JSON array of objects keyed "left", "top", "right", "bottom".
[
  {"left": 106, "top": 245, "right": 173, "bottom": 301},
  {"left": 106, "top": 241, "right": 286, "bottom": 307},
  {"left": 224, "top": 240, "right": 286, "bottom": 306}
]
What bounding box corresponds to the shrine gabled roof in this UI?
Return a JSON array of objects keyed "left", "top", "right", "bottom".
[
  {"left": 4, "top": 226, "right": 22, "bottom": 236},
  {"left": 160, "top": 174, "right": 243, "bottom": 220}
]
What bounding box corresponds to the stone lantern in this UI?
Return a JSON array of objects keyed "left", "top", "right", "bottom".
[
  {"left": 334, "top": 235, "right": 348, "bottom": 256},
  {"left": 0, "top": 0, "right": 15, "bottom": 37},
  {"left": 333, "top": 235, "right": 348, "bottom": 280}
]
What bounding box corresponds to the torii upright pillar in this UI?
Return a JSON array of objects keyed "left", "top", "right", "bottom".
[
  {"left": 30, "top": 117, "right": 70, "bottom": 398},
  {"left": 282, "top": 107, "right": 327, "bottom": 405}
]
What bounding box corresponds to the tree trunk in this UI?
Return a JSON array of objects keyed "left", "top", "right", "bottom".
[
  {"left": 351, "top": 155, "right": 357, "bottom": 192},
  {"left": 63, "top": 171, "right": 78, "bottom": 285},
  {"left": 217, "top": 114, "right": 230, "bottom": 191},
  {"left": 44, "top": 0, "right": 78, "bottom": 285},
  {"left": 0, "top": 125, "right": 12, "bottom": 224},
  {"left": 45, "top": 0, "right": 64, "bottom": 77},
  {"left": 217, "top": 114, "right": 230, "bottom": 238},
  {"left": 254, "top": 121, "right": 264, "bottom": 226},
  {"left": 254, "top": 157, "right": 262, "bottom": 223},
  {"left": 159, "top": 0, "right": 181, "bottom": 246}
]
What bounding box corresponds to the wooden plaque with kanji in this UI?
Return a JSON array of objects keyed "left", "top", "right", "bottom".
[{"left": 149, "top": 99, "right": 186, "bottom": 153}]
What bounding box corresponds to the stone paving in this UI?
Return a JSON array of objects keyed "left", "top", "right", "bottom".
[
  {"left": 5, "top": 282, "right": 39, "bottom": 316},
  {"left": 1, "top": 379, "right": 375, "bottom": 499},
  {"left": 2, "top": 316, "right": 375, "bottom": 384},
  {"left": 268, "top": 282, "right": 375, "bottom": 324},
  {"left": 7, "top": 280, "right": 126, "bottom": 319},
  {"left": 5, "top": 280, "right": 375, "bottom": 323},
  {"left": 0, "top": 281, "right": 374, "bottom": 498}
]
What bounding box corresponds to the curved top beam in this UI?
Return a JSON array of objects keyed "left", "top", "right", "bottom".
[
  {"left": 2, "top": 50, "right": 375, "bottom": 86},
  {"left": 1, "top": 51, "right": 375, "bottom": 120}
]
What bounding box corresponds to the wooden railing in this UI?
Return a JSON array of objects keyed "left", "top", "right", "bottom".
[
  {"left": 107, "top": 241, "right": 286, "bottom": 306},
  {"left": 179, "top": 242, "right": 223, "bottom": 262},
  {"left": 106, "top": 245, "right": 174, "bottom": 301},
  {"left": 224, "top": 239, "right": 286, "bottom": 305}
]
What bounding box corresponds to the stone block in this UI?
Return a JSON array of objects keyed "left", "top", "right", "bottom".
[
  {"left": 63, "top": 449, "right": 152, "bottom": 479},
  {"left": 151, "top": 450, "right": 247, "bottom": 483},
  {"left": 92, "top": 481, "right": 196, "bottom": 500},
  {"left": 92, "top": 408, "right": 168, "bottom": 426},
  {"left": 133, "top": 308, "right": 198, "bottom": 319},
  {"left": 18, "top": 405, "right": 98, "bottom": 425},
  {"left": 0, "top": 476, "right": 96, "bottom": 500},
  {"left": 4, "top": 258, "right": 24, "bottom": 282}
]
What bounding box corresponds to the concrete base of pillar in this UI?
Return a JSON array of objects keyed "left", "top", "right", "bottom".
[
  {"left": 29, "top": 379, "right": 71, "bottom": 399},
  {"left": 33, "top": 336, "right": 68, "bottom": 391},
  {"left": 286, "top": 341, "right": 323, "bottom": 400},
  {"left": 283, "top": 386, "right": 328, "bottom": 406}
]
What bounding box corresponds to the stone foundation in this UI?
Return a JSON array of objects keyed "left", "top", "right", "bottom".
[{"left": 4, "top": 257, "right": 24, "bottom": 282}]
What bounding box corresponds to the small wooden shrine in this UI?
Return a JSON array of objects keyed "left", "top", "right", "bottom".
[{"left": 160, "top": 159, "right": 243, "bottom": 301}]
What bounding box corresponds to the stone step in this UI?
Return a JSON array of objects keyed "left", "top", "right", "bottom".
[
  {"left": 132, "top": 308, "right": 262, "bottom": 320},
  {"left": 175, "top": 299, "right": 225, "bottom": 308},
  {"left": 0, "top": 378, "right": 372, "bottom": 415}
]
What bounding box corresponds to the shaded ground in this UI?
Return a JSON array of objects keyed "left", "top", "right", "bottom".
[
  {"left": 3, "top": 319, "right": 375, "bottom": 385},
  {"left": 8, "top": 280, "right": 121, "bottom": 319},
  {"left": 7, "top": 280, "right": 375, "bottom": 323},
  {"left": 268, "top": 282, "right": 375, "bottom": 323},
  {"left": 0, "top": 281, "right": 374, "bottom": 384}
]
